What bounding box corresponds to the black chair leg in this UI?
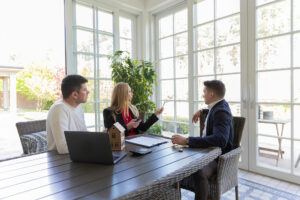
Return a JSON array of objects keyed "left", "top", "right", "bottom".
[{"left": 235, "top": 185, "right": 239, "bottom": 200}]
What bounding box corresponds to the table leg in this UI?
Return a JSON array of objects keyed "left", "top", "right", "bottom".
[
  {"left": 295, "top": 154, "right": 300, "bottom": 168},
  {"left": 275, "top": 124, "right": 284, "bottom": 160}
]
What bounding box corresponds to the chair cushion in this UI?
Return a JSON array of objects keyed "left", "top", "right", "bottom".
[{"left": 20, "top": 131, "right": 47, "bottom": 154}]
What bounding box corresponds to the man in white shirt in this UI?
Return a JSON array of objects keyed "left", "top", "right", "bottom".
[{"left": 47, "top": 75, "right": 89, "bottom": 154}]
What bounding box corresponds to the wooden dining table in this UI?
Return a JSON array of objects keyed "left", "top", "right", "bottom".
[{"left": 0, "top": 134, "right": 221, "bottom": 200}]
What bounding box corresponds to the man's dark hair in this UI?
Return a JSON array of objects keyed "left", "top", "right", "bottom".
[
  {"left": 204, "top": 80, "right": 226, "bottom": 98},
  {"left": 61, "top": 75, "right": 88, "bottom": 99}
]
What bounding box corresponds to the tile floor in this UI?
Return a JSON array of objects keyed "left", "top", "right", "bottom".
[{"left": 238, "top": 169, "right": 300, "bottom": 196}]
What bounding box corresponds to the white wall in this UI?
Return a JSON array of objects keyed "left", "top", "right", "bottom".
[{"left": 144, "top": 0, "right": 184, "bottom": 13}]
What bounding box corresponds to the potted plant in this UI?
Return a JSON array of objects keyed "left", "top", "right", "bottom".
[{"left": 108, "top": 51, "right": 157, "bottom": 120}]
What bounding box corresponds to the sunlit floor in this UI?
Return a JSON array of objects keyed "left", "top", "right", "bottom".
[
  {"left": 0, "top": 110, "right": 47, "bottom": 160},
  {"left": 238, "top": 169, "right": 300, "bottom": 196}
]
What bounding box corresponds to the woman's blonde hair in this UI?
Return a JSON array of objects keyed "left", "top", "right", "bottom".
[{"left": 110, "top": 82, "right": 139, "bottom": 118}]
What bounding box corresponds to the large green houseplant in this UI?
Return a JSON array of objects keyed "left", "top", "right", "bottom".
[{"left": 108, "top": 51, "right": 157, "bottom": 117}]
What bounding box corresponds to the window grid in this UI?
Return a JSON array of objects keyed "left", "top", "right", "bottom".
[
  {"left": 73, "top": 2, "right": 114, "bottom": 131},
  {"left": 255, "top": 0, "right": 299, "bottom": 174},
  {"left": 193, "top": 0, "right": 241, "bottom": 119},
  {"left": 158, "top": 8, "right": 189, "bottom": 135},
  {"left": 119, "top": 16, "right": 133, "bottom": 57}
]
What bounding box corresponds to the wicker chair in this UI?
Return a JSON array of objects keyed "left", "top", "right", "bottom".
[
  {"left": 117, "top": 148, "right": 222, "bottom": 200},
  {"left": 200, "top": 112, "right": 245, "bottom": 200},
  {"left": 185, "top": 112, "right": 245, "bottom": 200},
  {"left": 16, "top": 120, "right": 47, "bottom": 154}
]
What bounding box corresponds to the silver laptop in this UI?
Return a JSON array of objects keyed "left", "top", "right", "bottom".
[{"left": 64, "top": 131, "right": 127, "bottom": 165}]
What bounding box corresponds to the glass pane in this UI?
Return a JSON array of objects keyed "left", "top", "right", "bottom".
[
  {"left": 86, "top": 79, "right": 95, "bottom": 102},
  {"left": 175, "top": 32, "right": 188, "bottom": 56},
  {"left": 258, "top": 104, "right": 291, "bottom": 138},
  {"left": 257, "top": 0, "right": 290, "bottom": 38},
  {"left": 120, "top": 38, "right": 132, "bottom": 56},
  {"left": 119, "top": 17, "right": 132, "bottom": 38},
  {"left": 100, "top": 102, "right": 110, "bottom": 124},
  {"left": 196, "top": 76, "right": 214, "bottom": 101},
  {"left": 99, "top": 57, "right": 112, "bottom": 78},
  {"left": 159, "top": 15, "right": 173, "bottom": 38},
  {"left": 160, "top": 58, "right": 174, "bottom": 79},
  {"left": 175, "top": 56, "right": 188, "bottom": 78},
  {"left": 229, "top": 103, "right": 241, "bottom": 116},
  {"left": 257, "top": 71, "right": 290, "bottom": 102},
  {"left": 216, "top": 14, "right": 240, "bottom": 46},
  {"left": 82, "top": 103, "right": 96, "bottom": 127},
  {"left": 294, "top": 34, "right": 300, "bottom": 68},
  {"left": 256, "top": 0, "right": 276, "bottom": 6},
  {"left": 160, "top": 37, "right": 173, "bottom": 58},
  {"left": 294, "top": 70, "right": 300, "bottom": 103},
  {"left": 197, "top": 103, "right": 207, "bottom": 111},
  {"left": 174, "top": 9, "right": 187, "bottom": 33},
  {"left": 98, "top": 34, "right": 113, "bottom": 55},
  {"left": 162, "top": 101, "right": 174, "bottom": 121},
  {"left": 161, "top": 80, "right": 174, "bottom": 100},
  {"left": 294, "top": 0, "right": 300, "bottom": 31},
  {"left": 98, "top": 11, "right": 113, "bottom": 33},
  {"left": 258, "top": 136, "right": 291, "bottom": 171},
  {"left": 99, "top": 80, "right": 114, "bottom": 101},
  {"left": 197, "top": 50, "right": 214, "bottom": 75},
  {"left": 216, "top": 44, "right": 240, "bottom": 73},
  {"left": 217, "top": 74, "right": 240, "bottom": 102},
  {"left": 77, "top": 54, "right": 94, "bottom": 78},
  {"left": 76, "top": 30, "right": 93, "bottom": 53},
  {"left": 76, "top": 4, "right": 93, "bottom": 28},
  {"left": 176, "top": 79, "right": 188, "bottom": 100},
  {"left": 294, "top": 106, "right": 300, "bottom": 139},
  {"left": 257, "top": 35, "right": 290, "bottom": 70},
  {"left": 176, "top": 102, "right": 189, "bottom": 123},
  {"left": 294, "top": 141, "right": 300, "bottom": 175},
  {"left": 194, "top": 0, "right": 214, "bottom": 25},
  {"left": 195, "top": 23, "right": 214, "bottom": 50},
  {"left": 162, "top": 121, "right": 175, "bottom": 135},
  {"left": 177, "top": 123, "right": 189, "bottom": 135},
  {"left": 216, "top": 0, "right": 239, "bottom": 18},
  {"left": 87, "top": 127, "right": 96, "bottom": 131}
]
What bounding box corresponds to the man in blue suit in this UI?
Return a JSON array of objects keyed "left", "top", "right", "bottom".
[{"left": 172, "top": 80, "right": 233, "bottom": 200}]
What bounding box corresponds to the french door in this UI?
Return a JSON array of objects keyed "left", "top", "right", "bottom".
[{"left": 248, "top": 0, "right": 300, "bottom": 184}]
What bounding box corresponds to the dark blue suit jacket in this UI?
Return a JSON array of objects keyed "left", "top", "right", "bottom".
[{"left": 188, "top": 99, "right": 234, "bottom": 154}]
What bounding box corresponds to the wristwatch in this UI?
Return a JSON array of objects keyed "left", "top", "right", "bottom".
[{"left": 186, "top": 137, "right": 189, "bottom": 145}]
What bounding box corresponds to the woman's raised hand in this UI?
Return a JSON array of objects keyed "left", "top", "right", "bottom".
[{"left": 154, "top": 107, "right": 164, "bottom": 116}]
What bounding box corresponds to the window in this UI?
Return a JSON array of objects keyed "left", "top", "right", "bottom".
[
  {"left": 193, "top": 0, "right": 241, "bottom": 135},
  {"left": 255, "top": 0, "right": 300, "bottom": 175},
  {"left": 158, "top": 8, "right": 189, "bottom": 136},
  {"left": 119, "top": 16, "right": 133, "bottom": 57},
  {"left": 74, "top": 3, "right": 114, "bottom": 131}
]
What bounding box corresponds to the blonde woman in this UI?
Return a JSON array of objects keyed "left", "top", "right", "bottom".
[{"left": 103, "top": 82, "right": 163, "bottom": 136}]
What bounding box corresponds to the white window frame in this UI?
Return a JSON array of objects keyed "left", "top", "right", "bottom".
[{"left": 65, "top": 0, "right": 138, "bottom": 131}]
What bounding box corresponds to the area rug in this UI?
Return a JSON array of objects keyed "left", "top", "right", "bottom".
[{"left": 181, "top": 178, "right": 300, "bottom": 200}]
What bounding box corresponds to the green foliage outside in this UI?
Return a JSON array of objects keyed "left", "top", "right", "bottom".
[
  {"left": 148, "top": 123, "right": 162, "bottom": 136},
  {"left": 161, "top": 116, "right": 189, "bottom": 134},
  {"left": 16, "top": 65, "right": 65, "bottom": 111},
  {"left": 108, "top": 51, "right": 157, "bottom": 113}
]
